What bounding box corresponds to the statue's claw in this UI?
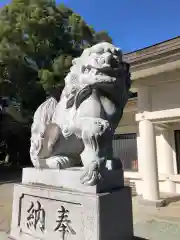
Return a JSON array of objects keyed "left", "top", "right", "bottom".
[
  {"left": 56, "top": 156, "right": 70, "bottom": 169},
  {"left": 80, "top": 161, "right": 102, "bottom": 186},
  {"left": 44, "top": 156, "right": 71, "bottom": 169}
]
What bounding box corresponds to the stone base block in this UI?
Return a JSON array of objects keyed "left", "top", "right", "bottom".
[
  {"left": 9, "top": 184, "right": 133, "bottom": 240},
  {"left": 22, "top": 167, "right": 124, "bottom": 194}
]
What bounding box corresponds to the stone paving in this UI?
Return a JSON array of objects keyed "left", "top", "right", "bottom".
[
  {"left": 133, "top": 197, "right": 180, "bottom": 240},
  {"left": 1, "top": 182, "right": 180, "bottom": 239}
]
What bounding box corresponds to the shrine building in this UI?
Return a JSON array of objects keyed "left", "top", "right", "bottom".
[{"left": 113, "top": 36, "right": 180, "bottom": 202}]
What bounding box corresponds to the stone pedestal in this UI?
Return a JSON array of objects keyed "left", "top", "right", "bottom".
[{"left": 9, "top": 168, "right": 133, "bottom": 240}]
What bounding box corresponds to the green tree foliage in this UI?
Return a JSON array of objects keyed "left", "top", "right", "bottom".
[{"left": 0, "top": 0, "right": 112, "bottom": 114}]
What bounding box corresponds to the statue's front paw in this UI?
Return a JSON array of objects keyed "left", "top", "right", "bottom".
[
  {"left": 80, "top": 161, "right": 102, "bottom": 186},
  {"left": 45, "top": 156, "right": 71, "bottom": 169}
]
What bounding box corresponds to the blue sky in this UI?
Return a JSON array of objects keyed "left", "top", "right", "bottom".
[{"left": 0, "top": 0, "right": 180, "bottom": 52}]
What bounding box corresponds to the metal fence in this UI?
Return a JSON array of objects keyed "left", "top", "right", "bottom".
[{"left": 112, "top": 133, "right": 138, "bottom": 171}]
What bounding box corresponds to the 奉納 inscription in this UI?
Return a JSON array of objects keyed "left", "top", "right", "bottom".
[
  {"left": 54, "top": 206, "right": 75, "bottom": 239},
  {"left": 26, "top": 201, "right": 45, "bottom": 232}
]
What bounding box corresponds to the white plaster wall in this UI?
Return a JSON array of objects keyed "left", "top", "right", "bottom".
[
  {"left": 155, "top": 128, "right": 178, "bottom": 193},
  {"left": 151, "top": 80, "right": 180, "bottom": 111},
  {"left": 116, "top": 112, "right": 137, "bottom": 134},
  {"left": 156, "top": 129, "right": 177, "bottom": 174},
  {"left": 155, "top": 131, "right": 163, "bottom": 173},
  {"left": 120, "top": 112, "right": 136, "bottom": 126},
  {"left": 115, "top": 108, "right": 137, "bottom": 134},
  {"left": 159, "top": 182, "right": 166, "bottom": 193},
  {"left": 155, "top": 130, "right": 173, "bottom": 174},
  {"left": 175, "top": 183, "right": 180, "bottom": 193}
]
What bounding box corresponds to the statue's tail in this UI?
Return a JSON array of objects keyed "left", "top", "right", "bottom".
[
  {"left": 33, "top": 97, "right": 58, "bottom": 127},
  {"left": 30, "top": 97, "right": 58, "bottom": 167}
]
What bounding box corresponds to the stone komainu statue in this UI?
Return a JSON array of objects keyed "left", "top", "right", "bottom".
[{"left": 30, "top": 42, "right": 131, "bottom": 186}]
